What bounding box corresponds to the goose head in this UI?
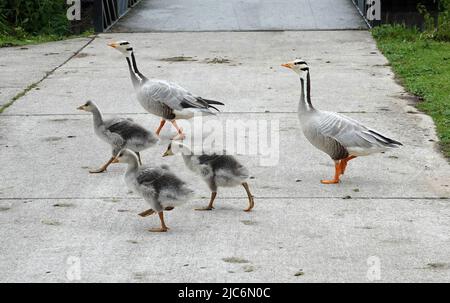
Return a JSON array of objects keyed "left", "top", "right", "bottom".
[
  {"left": 108, "top": 40, "right": 133, "bottom": 56},
  {"left": 112, "top": 149, "right": 138, "bottom": 164},
  {"left": 162, "top": 142, "right": 190, "bottom": 157},
  {"left": 77, "top": 100, "right": 97, "bottom": 112},
  {"left": 281, "top": 59, "right": 309, "bottom": 78}
]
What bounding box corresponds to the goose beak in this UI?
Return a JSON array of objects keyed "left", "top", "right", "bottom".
[
  {"left": 281, "top": 62, "right": 293, "bottom": 69},
  {"left": 112, "top": 158, "right": 119, "bottom": 163},
  {"left": 107, "top": 42, "right": 118, "bottom": 48},
  {"left": 162, "top": 150, "right": 173, "bottom": 157},
  {"left": 77, "top": 105, "right": 86, "bottom": 111}
]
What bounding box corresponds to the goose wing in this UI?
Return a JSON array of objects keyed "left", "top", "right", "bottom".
[
  {"left": 105, "top": 118, "right": 149, "bottom": 141},
  {"left": 142, "top": 80, "right": 223, "bottom": 111},
  {"left": 136, "top": 166, "right": 191, "bottom": 201},
  {"left": 317, "top": 111, "right": 402, "bottom": 150}
]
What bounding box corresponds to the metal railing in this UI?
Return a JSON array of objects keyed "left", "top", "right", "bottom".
[
  {"left": 93, "top": 0, "right": 142, "bottom": 32},
  {"left": 353, "top": 0, "right": 439, "bottom": 28}
]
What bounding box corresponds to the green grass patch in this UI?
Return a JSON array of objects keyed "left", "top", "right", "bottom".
[
  {"left": 0, "top": 30, "right": 93, "bottom": 48},
  {"left": 372, "top": 24, "right": 450, "bottom": 158}
]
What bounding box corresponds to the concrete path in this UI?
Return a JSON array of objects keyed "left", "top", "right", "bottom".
[
  {"left": 1, "top": 31, "right": 449, "bottom": 282},
  {"left": 0, "top": 38, "right": 93, "bottom": 110},
  {"left": 113, "top": 0, "right": 367, "bottom": 32}
]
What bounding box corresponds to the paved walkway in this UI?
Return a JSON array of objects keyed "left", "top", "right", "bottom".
[
  {"left": 0, "top": 38, "right": 92, "bottom": 109},
  {"left": 0, "top": 1, "right": 449, "bottom": 283},
  {"left": 113, "top": 0, "right": 367, "bottom": 32}
]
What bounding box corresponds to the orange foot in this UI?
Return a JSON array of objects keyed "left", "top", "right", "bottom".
[
  {"left": 321, "top": 179, "right": 340, "bottom": 184},
  {"left": 321, "top": 161, "right": 343, "bottom": 184}
]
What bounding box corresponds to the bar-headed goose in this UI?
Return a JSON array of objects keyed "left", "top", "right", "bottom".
[
  {"left": 113, "top": 149, "right": 194, "bottom": 232},
  {"left": 163, "top": 142, "right": 254, "bottom": 211},
  {"left": 77, "top": 100, "right": 158, "bottom": 173},
  {"left": 281, "top": 59, "right": 402, "bottom": 184},
  {"left": 108, "top": 40, "right": 224, "bottom": 140}
]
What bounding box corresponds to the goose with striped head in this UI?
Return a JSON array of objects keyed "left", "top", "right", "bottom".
[
  {"left": 108, "top": 40, "right": 224, "bottom": 140},
  {"left": 281, "top": 59, "right": 402, "bottom": 184}
]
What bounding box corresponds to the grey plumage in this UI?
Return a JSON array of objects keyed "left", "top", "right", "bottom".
[
  {"left": 163, "top": 143, "right": 254, "bottom": 211},
  {"left": 300, "top": 110, "right": 402, "bottom": 159},
  {"left": 282, "top": 59, "right": 402, "bottom": 183},
  {"left": 81, "top": 101, "right": 158, "bottom": 156},
  {"left": 288, "top": 59, "right": 402, "bottom": 160},
  {"left": 77, "top": 100, "right": 158, "bottom": 173},
  {"left": 119, "top": 149, "right": 193, "bottom": 213},
  {"left": 136, "top": 76, "right": 224, "bottom": 120},
  {"left": 118, "top": 42, "right": 224, "bottom": 120}
]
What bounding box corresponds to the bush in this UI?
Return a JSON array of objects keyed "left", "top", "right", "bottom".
[
  {"left": 417, "top": 0, "right": 450, "bottom": 41},
  {"left": 0, "top": 0, "right": 69, "bottom": 37}
]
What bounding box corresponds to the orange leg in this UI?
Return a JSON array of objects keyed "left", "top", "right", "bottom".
[
  {"left": 171, "top": 120, "right": 185, "bottom": 140},
  {"left": 340, "top": 156, "right": 357, "bottom": 175},
  {"left": 148, "top": 212, "right": 169, "bottom": 232},
  {"left": 138, "top": 209, "right": 155, "bottom": 217},
  {"left": 321, "top": 161, "right": 342, "bottom": 184},
  {"left": 155, "top": 119, "right": 166, "bottom": 136}
]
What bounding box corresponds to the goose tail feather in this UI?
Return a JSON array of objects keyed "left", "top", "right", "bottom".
[{"left": 368, "top": 130, "right": 403, "bottom": 147}]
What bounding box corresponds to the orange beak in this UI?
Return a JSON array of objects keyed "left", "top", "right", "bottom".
[
  {"left": 77, "top": 105, "right": 85, "bottom": 111},
  {"left": 107, "top": 42, "right": 117, "bottom": 48},
  {"left": 281, "top": 62, "right": 294, "bottom": 69}
]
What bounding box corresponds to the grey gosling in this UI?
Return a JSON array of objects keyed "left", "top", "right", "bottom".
[
  {"left": 113, "top": 149, "right": 194, "bottom": 232},
  {"left": 281, "top": 59, "right": 402, "bottom": 184},
  {"left": 77, "top": 100, "right": 158, "bottom": 173},
  {"left": 163, "top": 142, "right": 254, "bottom": 212}
]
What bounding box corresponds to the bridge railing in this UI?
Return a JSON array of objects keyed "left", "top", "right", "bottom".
[
  {"left": 93, "top": 0, "right": 142, "bottom": 32},
  {"left": 353, "top": 0, "right": 439, "bottom": 28}
]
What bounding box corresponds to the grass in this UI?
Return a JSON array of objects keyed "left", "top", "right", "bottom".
[
  {"left": 0, "top": 30, "right": 94, "bottom": 48},
  {"left": 372, "top": 25, "right": 450, "bottom": 158}
]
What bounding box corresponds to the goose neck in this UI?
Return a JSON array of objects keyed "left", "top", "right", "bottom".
[
  {"left": 298, "top": 71, "right": 314, "bottom": 113},
  {"left": 125, "top": 158, "right": 139, "bottom": 173},
  {"left": 126, "top": 53, "right": 143, "bottom": 90},
  {"left": 91, "top": 106, "right": 103, "bottom": 127}
]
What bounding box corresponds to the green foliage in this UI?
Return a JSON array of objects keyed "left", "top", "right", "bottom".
[
  {"left": 372, "top": 25, "right": 450, "bottom": 158},
  {"left": 0, "top": 0, "right": 69, "bottom": 37},
  {"left": 371, "top": 24, "right": 420, "bottom": 42},
  {"left": 416, "top": 1, "right": 450, "bottom": 41}
]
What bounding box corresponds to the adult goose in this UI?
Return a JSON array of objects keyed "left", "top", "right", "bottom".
[
  {"left": 108, "top": 41, "right": 224, "bottom": 140},
  {"left": 77, "top": 100, "right": 158, "bottom": 173},
  {"left": 113, "top": 149, "right": 194, "bottom": 232},
  {"left": 281, "top": 59, "right": 402, "bottom": 184},
  {"left": 163, "top": 142, "right": 254, "bottom": 211}
]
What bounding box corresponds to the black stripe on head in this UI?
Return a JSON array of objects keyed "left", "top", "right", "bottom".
[
  {"left": 300, "top": 67, "right": 309, "bottom": 71},
  {"left": 294, "top": 60, "right": 307, "bottom": 65},
  {"left": 126, "top": 47, "right": 133, "bottom": 51},
  {"left": 120, "top": 42, "right": 130, "bottom": 45}
]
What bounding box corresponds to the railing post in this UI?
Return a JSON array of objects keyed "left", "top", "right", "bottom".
[{"left": 93, "top": 0, "right": 104, "bottom": 32}]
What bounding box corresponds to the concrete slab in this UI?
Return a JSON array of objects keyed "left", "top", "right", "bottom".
[
  {"left": 0, "top": 38, "right": 92, "bottom": 109},
  {"left": 112, "top": 0, "right": 367, "bottom": 32},
  {"left": 0, "top": 112, "right": 448, "bottom": 199},
  {"left": 0, "top": 31, "right": 449, "bottom": 282},
  {"left": 0, "top": 198, "right": 448, "bottom": 282},
  {"left": 4, "top": 31, "right": 404, "bottom": 115}
]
